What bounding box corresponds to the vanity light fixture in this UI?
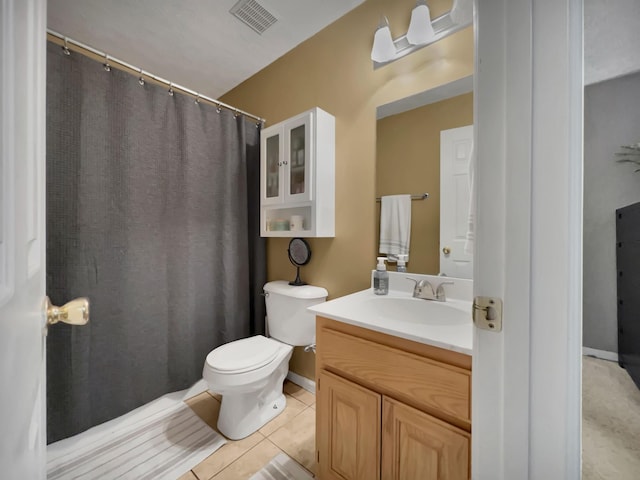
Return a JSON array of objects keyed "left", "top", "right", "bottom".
[
  {"left": 407, "top": 0, "right": 435, "bottom": 46},
  {"left": 371, "top": 16, "right": 397, "bottom": 63},
  {"left": 371, "top": 0, "right": 473, "bottom": 69},
  {"left": 450, "top": 0, "right": 473, "bottom": 25}
]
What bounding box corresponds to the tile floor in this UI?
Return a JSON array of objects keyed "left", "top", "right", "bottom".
[{"left": 178, "top": 381, "right": 316, "bottom": 480}]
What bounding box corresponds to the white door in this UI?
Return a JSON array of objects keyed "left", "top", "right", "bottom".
[
  {"left": 0, "top": 0, "right": 48, "bottom": 477},
  {"left": 473, "top": 0, "right": 583, "bottom": 479},
  {"left": 440, "top": 125, "right": 473, "bottom": 279}
]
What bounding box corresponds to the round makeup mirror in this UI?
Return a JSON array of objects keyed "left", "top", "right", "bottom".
[{"left": 288, "top": 238, "right": 311, "bottom": 286}]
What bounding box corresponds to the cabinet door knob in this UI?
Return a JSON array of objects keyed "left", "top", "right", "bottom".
[
  {"left": 282, "top": 161, "right": 288, "bottom": 165},
  {"left": 442, "top": 246, "right": 451, "bottom": 255},
  {"left": 278, "top": 161, "right": 282, "bottom": 167}
]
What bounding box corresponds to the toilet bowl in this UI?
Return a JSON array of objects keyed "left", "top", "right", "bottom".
[
  {"left": 202, "top": 281, "right": 327, "bottom": 440},
  {"left": 203, "top": 335, "right": 293, "bottom": 440}
]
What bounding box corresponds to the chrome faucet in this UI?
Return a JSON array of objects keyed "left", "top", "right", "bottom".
[
  {"left": 407, "top": 278, "right": 454, "bottom": 302},
  {"left": 435, "top": 281, "right": 454, "bottom": 301},
  {"left": 408, "top": 278, "right": 437, "bottom": 300}
]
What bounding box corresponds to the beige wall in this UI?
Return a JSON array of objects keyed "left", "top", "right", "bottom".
[
  {"left": 221, "top": 0, "right": 473, "bottom": 380},
  {"left": 376, "top": 92, "right": 473, "bottom": 275}
]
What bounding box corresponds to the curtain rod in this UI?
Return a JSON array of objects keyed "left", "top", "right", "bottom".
[
  {"left": 47, "top": 29, "right": 266, "bottom": 125},
  {"left": 375, "top": 193, "right": 429, "bottom": 202}
]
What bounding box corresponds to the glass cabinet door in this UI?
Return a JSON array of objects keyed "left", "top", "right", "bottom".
[
  {"left": 265, "top": 133, "right": 281, "bottom": 202},
  {"left": 285, "top": 115, "right": 312, "bottom": 202},
  {"left": 289, "top": 125, "right": 306, "bottom": 196}
]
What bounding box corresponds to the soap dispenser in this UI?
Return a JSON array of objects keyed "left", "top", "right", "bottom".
[
  {"left": 374, "top": 257, "right": 389, "bottom": 295},
  {"left": 397, "top": 254, "right": 408, "bottom": 273}
]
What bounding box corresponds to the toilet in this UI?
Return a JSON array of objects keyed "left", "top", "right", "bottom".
[{"left": 202, "top": 280, "right": 327, "bottom": 440}]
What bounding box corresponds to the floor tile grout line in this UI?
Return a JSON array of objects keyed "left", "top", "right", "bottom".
[
  {"left": 257, "top": 395, "right": 308, "bottom": 436},
  {"left": 207, "top": 435, "right": 273, "bottom": 480},
  {"left": 284, "top": 389, "right": 316, "bottom": 406},
  {"left": 205, "top": 391, "right": 220, "bottom": 401},
  {"left": 266, "top": 408, "right": 317, "bottom": 473},
  {"left": 184, "top": 387, "right": 316, "bottom": 480},
  {"left": 264, "top": 437, "right": 316, "bottom": 478},
  {"left": 264, "top": 403, "right": 313, "bottom": 439}
]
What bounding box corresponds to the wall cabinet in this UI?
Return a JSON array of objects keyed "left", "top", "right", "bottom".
[
  {"left": 260, "top": 107, "right": 335, "bottom": 237},
  {"left": 316, "top": 317, "right": 471, "bottom": 480}
]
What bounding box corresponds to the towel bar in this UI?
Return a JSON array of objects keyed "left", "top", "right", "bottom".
[{"left": 375, "top": 193, "right": 429, "bottom": 202}]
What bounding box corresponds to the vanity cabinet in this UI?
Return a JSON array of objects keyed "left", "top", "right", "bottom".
[
  {"left": 317, "top": 370, "right": 381, "bottom": 480},
  {"left": 315, "top": 316, "right": 471, "bottom": 480},
  {"left": 260, "top": 107, "right": 335, "bottom": 237}
]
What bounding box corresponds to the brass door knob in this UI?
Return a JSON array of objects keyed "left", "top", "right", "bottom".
[
  {"left": 442, "top": 247, "right": 451, "bottom": 255},
  {"left": 46, "top": 297, "right": 90, "bottom": 326}
]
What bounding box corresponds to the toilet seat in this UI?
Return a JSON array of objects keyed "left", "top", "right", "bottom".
[{"left": 205, "top": 335, "right": 282, "bottom": 374}]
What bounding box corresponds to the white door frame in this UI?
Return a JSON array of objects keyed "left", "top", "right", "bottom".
[
  {"left": 0, "top": 0, "right": 48, "bottom": 477},
  {"left": 0, "top": 0, "right": 584, "bottom": 477},
  {"left": 472, "top": 0, "right": 583, "bottom": 479}
]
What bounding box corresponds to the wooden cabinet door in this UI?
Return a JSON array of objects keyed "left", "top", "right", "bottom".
[
  {"left": 382, "top": 397, "right": 470, "bottom": 480},
  {"left": 317, "top": 370, "right": 381, "bottom": 480}
]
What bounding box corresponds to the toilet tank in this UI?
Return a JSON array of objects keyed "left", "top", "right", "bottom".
[{"left": 263, "top": 281, "right": 328, "bottom": 346}]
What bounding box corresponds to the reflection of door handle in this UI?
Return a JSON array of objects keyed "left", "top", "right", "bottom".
[
  {"left": 46, "top": 297, "right": 89, "bottom": 326},
  {"left": 442, "top": 247, "right": 451, "bottom": 255}
]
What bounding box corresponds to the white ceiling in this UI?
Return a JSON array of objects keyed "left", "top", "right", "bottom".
[
  {"left": 47, "top": 0, "right": 638, "bottom": 103},
  {"left": 585, "top": 0, "right": 640, "bottom": 85},
  {"left": 48, "top": 0, "right": 364, "bottom": 99}
]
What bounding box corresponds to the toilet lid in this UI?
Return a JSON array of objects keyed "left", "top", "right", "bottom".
[{"left": 206, "top": 335, "right": 281, "bottom": 374}]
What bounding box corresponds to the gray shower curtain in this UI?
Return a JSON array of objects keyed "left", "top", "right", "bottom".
[{"left": 46, "top": 42, "right": 265, "bottom": 443}]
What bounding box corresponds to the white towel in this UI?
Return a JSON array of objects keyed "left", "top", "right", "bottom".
[
  {"left": 379, "top": 194, "right": 411, "bottom": 261},
  {"left": 464, "top": 142, "right": 475, "bottom": 255}
]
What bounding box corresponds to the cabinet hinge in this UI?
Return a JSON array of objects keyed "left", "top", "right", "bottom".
[{"left": 317, "top": 450, "right": 320, "bottom": 463}]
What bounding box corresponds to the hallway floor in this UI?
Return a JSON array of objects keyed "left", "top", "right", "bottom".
[
  {"left": 583, "top": 356, "right": 640, "bottom": 480},
  {"left": 180, "top": 381, "right": 316, "bottom": 479}
]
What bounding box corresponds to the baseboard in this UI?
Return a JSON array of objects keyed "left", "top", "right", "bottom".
[
  {"left": 286, "top": 371, "right": 316, "bottom": 394},
  {"left": 583, "top": 347, "right": 619, "bottom": 363}
]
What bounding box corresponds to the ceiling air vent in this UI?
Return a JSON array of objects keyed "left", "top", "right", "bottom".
[{"left": 230, "top": 0, "right": 278, "bottom": 35}]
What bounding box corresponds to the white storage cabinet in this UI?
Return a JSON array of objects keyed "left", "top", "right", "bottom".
[{"left": 260, "top": 107, "right": 335, "bottom": 237}]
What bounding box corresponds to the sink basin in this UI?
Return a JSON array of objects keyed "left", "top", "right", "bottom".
[
  {"left": 362, "top": 296, "right": 470, "bottom": 326},
  {"left": 307, "top": 284, "right": 474, "bottom": 354}
]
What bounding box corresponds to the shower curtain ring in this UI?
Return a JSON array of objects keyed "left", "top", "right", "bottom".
[
  {"left": 103, "top": 54, "right": 111, "bottom": 72},
  {"left": 168, "top": 83, "right": 174, "bottom": 96},
  {"left": 195, "top": 94, "right": 201, "bottom": 105},
  {"left": 233, "top": 109, "right": 241, "bottom": 118},
  {"left": 138, "top": 69, "right": 145, "bottom": 86},
  {"left": 216, "top": 103, "right": 222, "bottom": 113},
  {"left": 62, "top": 37, "right": 71, "bottom": 56}
]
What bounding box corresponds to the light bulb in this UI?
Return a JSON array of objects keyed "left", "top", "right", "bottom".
[
  {"left": 450, "top": 0, "right": 473, "bottom": 24},
  {"left": 371, "top": 17, "right": 396, "bottom": 63},
  {"left": 407, "top": 1, "right": 435, "bottom": 46}
]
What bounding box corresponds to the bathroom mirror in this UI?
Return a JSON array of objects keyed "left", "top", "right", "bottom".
[
  {"left": 376, "top": 75, "right": 473, "bottom": 276},
  {"left": 288, "top": 237, "right": 311, "bottom": 286}
]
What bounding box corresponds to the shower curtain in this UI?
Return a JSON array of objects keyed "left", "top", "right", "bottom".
[{"left": 45, "top": 42, "right": 265, "bottom": 443}]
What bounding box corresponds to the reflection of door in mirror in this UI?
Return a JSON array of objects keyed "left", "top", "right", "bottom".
[
  {"left": 440, "top": 125, "right": 473, "bottom": 278},
  {"left": 376, "top": 81, "right": 473, "bottom": 275}
]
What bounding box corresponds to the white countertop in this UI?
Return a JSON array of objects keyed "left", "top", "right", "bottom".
[{"left": 308, "top": 272, "right": 473, "bottom": 356}]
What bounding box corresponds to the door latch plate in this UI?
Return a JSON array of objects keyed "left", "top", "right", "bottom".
[{"left": 473, "top": 296, "right": 503, "bottom": 332}]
